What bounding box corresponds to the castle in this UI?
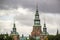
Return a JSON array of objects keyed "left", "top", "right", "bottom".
[{"left": 10, "top": 0, "right": 48, "bottom": 40}]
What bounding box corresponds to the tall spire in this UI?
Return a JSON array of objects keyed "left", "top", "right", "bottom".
[
  {"left": 34, "top": 0, "right": 41, "bottom": 26},
  {"left": 31, "top": 0, "right": 42, "bottom": 38}
]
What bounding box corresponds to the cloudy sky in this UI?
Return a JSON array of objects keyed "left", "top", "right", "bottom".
[{"left": 0, "top": 0, "right": 60, "bottom": 36}]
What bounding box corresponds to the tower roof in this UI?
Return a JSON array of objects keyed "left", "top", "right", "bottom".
[{"left": 33, "top": 0, "right": 41, "bottom": 26}]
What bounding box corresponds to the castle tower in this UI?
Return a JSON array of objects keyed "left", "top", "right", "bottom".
[
  {"left": 42, "top": 19, "right": 49, "bottom": 40},
  {"left": 12, "top": 23, "right": 16, "bottom": 34},
  {"left": 31, "top": 0, "right": 42, "bottom": 40},
  {"left": 30, "top": 0, "right": 48, "bottom": 40},
  {"left": 43, "top": 21, "right": 47, "bottom": 35},
  {"left": 11, "top": 21, "right": 19, "bottom": 40},
  {"left": 31, "top": 5, "right": 42, "bottom": 36}
]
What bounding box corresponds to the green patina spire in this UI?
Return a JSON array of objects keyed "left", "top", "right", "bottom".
[
  {"left": 13, "top": 21, "right": 16, "bottom": 33},
  {"left": 43, "top": 19, "right": 48, "bottom": 35},
  {"left": 34, "top": 1, "right": 40, "bottom": 26}
]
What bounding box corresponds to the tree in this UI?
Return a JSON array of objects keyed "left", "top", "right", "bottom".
[{"left": 48, "top": 34, "right": 60, "bottom": 40}]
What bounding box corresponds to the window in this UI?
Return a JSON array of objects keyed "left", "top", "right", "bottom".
[
  {"left": 35, "top": 16, "right": 39, "bottom": 18},
  {"left": 35, "top": 21, "right": 39, "bottom": 23},
  {"left": 35, "top": 21, "right": 40, "bottom": 25}
]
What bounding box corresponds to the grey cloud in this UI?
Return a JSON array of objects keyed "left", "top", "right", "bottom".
[
  {"left": 43, "top": 14, "right": 60, "bottom": 26},
  {"left": 0, "top": 0, "right": 60, "bottom": 13},
  {"left": 15, "top": 13, "right": 60, "bottom": 28},
  {"left": 0, "top": 12, "right": 60, "bottom": 34},
  {"left": 15, "top": 13, "right": 34, "bottom": 26},
  {"left": 15, "top": 12, "right": 60, "bottom": 27},
  {"left": 15, "top": 13, "right": 60, "bottom": 34}
]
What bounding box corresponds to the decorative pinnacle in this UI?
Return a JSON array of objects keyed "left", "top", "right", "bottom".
[
  {"left": 13, "top": 16, "right": 16, "bottom": 28},
  {"left": 35, "top": 0, "right": 39, "bottom": 15},
  {"left": 44, "top": 17, "right": 46, "bottom": 27}
]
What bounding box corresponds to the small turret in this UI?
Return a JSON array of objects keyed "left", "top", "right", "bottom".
[
  {"left": 13, "top": 22, "right": 16, "bottom": 33},
  {"left": 43, "top": 21, "right": 47, "bottom": 35},
  {"left": 10, "top": 21, "right": 19, "bottom": 40},
  {"left": 11, "top": 21, "right": 19, "bottom": 35}
]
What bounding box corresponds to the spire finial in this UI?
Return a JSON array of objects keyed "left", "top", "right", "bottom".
[
  {"left": 44, "top": 16, "right": 46, "bottom": 27},
  {"left": 35, "top": 0, "right": 39, "bottom": 14},
  {"left": 13, "top": 16, "right": 15, "bottom": 28},
  {"left": 36, "top": 0, "right": 38, "bottom": 10},
  {"left": 14, "top": 15, "right": 15, "bottom": 23},
  {"left": 57, "top": 29, "right": 59, "bottom": 35}
]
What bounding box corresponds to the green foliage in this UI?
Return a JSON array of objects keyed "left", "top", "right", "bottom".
[
  {"left": 48, "top": 34, "right": 60, "bottom": 40},
  {"left": 0, "top": 34, "right": 12, "bottom": 40},
  {"left": 29, "top": 36, "right": 35, "bottom": 40}
]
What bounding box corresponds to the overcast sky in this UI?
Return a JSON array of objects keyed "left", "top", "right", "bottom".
[{"left": 0, "top": 0, "right": 60, "bottom": 36}]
